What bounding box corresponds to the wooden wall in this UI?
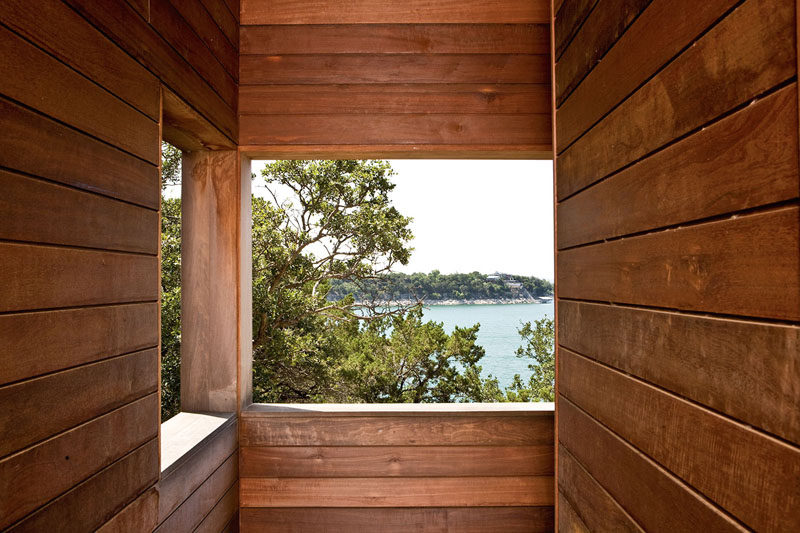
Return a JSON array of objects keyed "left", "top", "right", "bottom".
[
  {"left": 553, "top": 0, "right": 800, "bottom": 530},
  {"left": 238, "top": 405, "right": 555, "bottom": 532},
  {"left": 0, "top": 0, "right": 238, "bottom": 530},
  {"left": 238, "top": 0, "right": 552, "bottom": 158}
]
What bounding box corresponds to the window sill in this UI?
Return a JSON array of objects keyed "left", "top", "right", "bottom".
[
  {"left": 160, "top": 411, "right": 235, "bottom": 477},
  {"left": 243, "top": 402, "right": 554, "bottom": 417}
]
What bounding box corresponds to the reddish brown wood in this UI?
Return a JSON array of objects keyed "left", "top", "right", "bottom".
[
  {"left": 0, "top": 243, "right": 158, "bottom": 313},
  {"left": 556, "top": 0, "right": 739, "bottom": 151},
  {"left": 241, "top": 24, "right": 549, "bottom": 55},
  {"left": 241, "top": 507, "right": 553, "bottom": 533},
  {"left": 558, "top": 446, "right": 643, "bottom": 532},
  {"left": 0, "top": 349, "right": 158, "bottom": 458},
  {"left": 169, "top": 0, "right": 238, "bottom": 81},
  {"left": 239, "top": 84, "right": 551, "bottom": 115},
  {"left": 0, "top": 303, "right": 158, "bottom": 386},
  {"left": 0, "top": 26, "right": 158, "bottom": 163},
  {"left": 96, "top": 487, "right": 159, "bottom": 533},
  {"left": 557, "top": 207, "right": 800, "bottom": 321},
  {"left": 553, "top": 0, "right": 597, "bottom": 59},
  {"left": 0, "top": 0, "right": 159, "bottom": 119},
  {"left": 7, "top": 440, "right": 159, "bottom": 533},
  {"left": 0, "top": 98, "right": 159, "bottom": 209},
  {"left": 557, "top": 492, "right": 589, "bottom": 533},
  {"left": 195, "top": 482, "right": 239, "bottom": 533},
  {"left": 558, "top": 398, "right": 743, "bottom": 532},
  {"left": 555, "top": 0, "right": 650, "bottom": 106},
  {"left": 240, "top": 144, "right": 551, "bottom": 159},
  {"left": 240, "top": 445, "right": 554, "bottom": 478},
  {"left": 200, "top": 0, "right": 239, "bottom": 46},
  {"left": 241, "top": 414, "right": 554, "bottom": 446},
  {"left": 0, "top": 394, "right": 158, "bottom": 529},
  {"left": 240, "top": 114, "right": 551, "bottom": 146},
  {"left": 240, "top": 0, "right": 550, "bottom": 24},
  {"left": 557, "top": 0, "right": 794, "bottom": 198},
  {"left": 557, "top": 84, "right": 799, "bottom": 249},
  {"left": 560, "top": 349, "right": 800, "bottom": 532},
  {"left": 0, "top": 170, "right": 159, "bottom": 254},
  {"left": 241, "top": 476, "right": 554, "bottom": 508},
  {"left": 162, "top": 87, "right": 236, "bottom": 151}
]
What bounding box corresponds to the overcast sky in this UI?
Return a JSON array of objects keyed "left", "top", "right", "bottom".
[{"left": 251, "top": 159, "right": 554, "bottom": 281}]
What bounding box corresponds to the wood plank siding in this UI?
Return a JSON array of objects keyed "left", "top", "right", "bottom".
[
  {"left": 238, "top": 0, "right": 553, "bottom": 158},
  {"left": 0, "top": 0, "right": 238, "bottom": 530},
  {"left": 553, "top": 0, "right": 800, "bottom": 531},
  {"left": 239, "top": 405, "right": 555, "bottom": 532}
]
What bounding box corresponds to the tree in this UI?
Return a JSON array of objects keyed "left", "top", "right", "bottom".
[{"left": 503, "top": 318, "right": 555, "bottom": 402}]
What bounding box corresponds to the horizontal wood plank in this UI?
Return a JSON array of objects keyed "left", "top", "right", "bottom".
[
  {"left": 7, "top": 439, "right": 159, "bottom": 533},
  {"left": 240, "top": 114, "right": 551, "bottom": 146},
  {"left": 553, "top": 0, "right": 597, "bottom": 59},
  {"left": 200, "top": 0, "right": 239, "bottom": 46},
  {"left": 557, "top": 84, "right": 799, "bottom": 248},
  {"left": 95, "top": 487, "right": 159, "bottom": 533},
  {"left": 558, "top": 300, "right": 800, "bottom": 445},
  {"left": 169, "top": 0, "right": 238, "bottom": 81},
  {"left": 240, "top": 445, "right": 553, "bottom": 478},
  {"left": 241, "top": 414, "right": 554, "bottom": 446},
  {"left": 0, "top": 98, "right": 159, "bottom": 209},
  {"left": 240, "top": 0, "right": 550, "bottom": 24},
  {"left": 0, "top": 303, "right": 157, "bottom": 386},
  {"left": 241, "top": 476, "right": 554, "bottom": 507},
  {"left": 241, "top": 24, "right": 549, "bottom": 55},
  {"left": 557, "top": 492, "right": 589, "bottom": 533},
  {"left": 162, "top": 88, "right": 236, "bottom": 151},
  {"left": 241, "top": 54, "right": 549, "bottom": 85},
  {"left": 240, "top": 144, "right": 552, "bottom": 159},
  {"left": 560, "top": 349, "right": 800, "bottom": 532},
  {"left": 557, "top": 0, "right": 795, "bottom": 199},
  {"left": 0, "top": 170, "right": 159, "bottom": 254},
  {"left": 241, "top": 507, "right": 553, "bottom": 533},
  {"left": 195, "top": 481, "right": 239, "bottom": 533},
  {"left": 156, "top": 452, "right": 238, "bottom": 532},
  {"left": 558, "top": 397, "right": 743, "bottom": 532},
  {"left": 0, "top": 243, "right": 158, "bottom": 312},
  {"left": 0, "top": 394, "right": 158, "bottom": 529},
  {"left": 557, "top": 207, "right": 800, "bottom": 321},
  {"left": 0, "top": 349, "right": 158, "bottom": 458},
  {"left": 558, "top": 445, "right": 643, "bottom": 532},
  {"left": 239, "top": 84, "right": 550, "bottom": 115},
  {"left": 0, "top": 0, "right": 159, "bottom": 119},
  {"left": 0, "top": 25, "right": 158, "bottom": 163},
  {"left": 556, "top": 0, "right": 739, "bottom": 151},
  {"left": 555, "top": 0, "right": 650, "bottom": 106}
]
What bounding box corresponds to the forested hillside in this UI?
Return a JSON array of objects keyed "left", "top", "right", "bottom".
[{"left": 329, "top": 271, "right": 553, "bottom": 302}]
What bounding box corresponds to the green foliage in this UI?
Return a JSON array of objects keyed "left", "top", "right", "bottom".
[{"left": 503, "top": 318, "right": 555, "bottom": 402}]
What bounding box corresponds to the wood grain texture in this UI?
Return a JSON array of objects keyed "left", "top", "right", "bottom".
[
  {"left": 0, "top": 170, "right": 159, "bottom": 254},
  {"left": 558, "top": 300, "right": 800, "bottom": 445},
  {"left": 156, "top": 452, "right": 238, "bottom": 532},
  {"left": 64, "top": 0, "right": 237, "bottom": 142},
  {"left": 240, "top": 84, "right": 551, "bottom": 115},
  {"left": 0, "top": 25, "right": 158, "bottom": 163},
  {"left": 241, "top": 476, "right": 554, "bottom": 507},
  {"left": 240, "top": 144, "right": 551, "bottom": 159},
  {"left": 0, "top": 0, "right": 159, "bottom": 119},
  {"left": 558, "top": 398, "right": 744, "bottom": 532},
  {"left": 0, "top": 303, "right": 158, "bottom": 386},
  {"left": 159, "top": 418, "right": 237, "bottom": 521},
  {"left": 241, "top": 507, "right": 554, "bottom": 533},
  {"left": 241, "top": 54, "right": 548, "bottom": 85},
  {"left": 95, "top": 487, "right": 158, "bottom": 533},
  {"left": 557, "top": 84, "right": 799, "bottom": 248},
  {"left": 557, "top": 0, "right": 795, "bottom": 198},
  {"left": 0, "top": 98, "right": 159, "bottom": 209},
  {"left": 0, "top": 349, "right": 158, "bottom": 458},
  {"left": 170, "top": 0, "right": 238, "bottom": 80},
  {"left": 201, "top": 0, "right": 239, "bottom": 46},
  {"left": 240, "top": 0, "right": 550, "bottom": 24},
  {"left": 557, "top": 492, "right": 589, "bottom": 533},
  {"left": 240, "top": 445, "right": 554, "bottom": 478},
  {"left": 241, "top": 24, "right": 549, "bottom": 55},
  {"left": 162, "top": 88, "right": 236, "bottom": 151},
  {"left": 553, "top": 0, "right": 597, "bottom": 59},
  {"left": 557, "top": 207, "right": 800, "bottom": 321},
  {"left": 555, "top": 0, "right": 650, "bottom": 106},
  {"left": 558, "top": 446, "right": 643, "bottom": 532},
  {"left": 556, "top": 0, "right": 739, "bottom": 151},
  {"left": 7, "top": 439, "right": 159, "bottom": 533},
  {"left": 195, "top": 481, "right": 239, "bottom": 533},
  {"left": 240, "top": 114, "right": 551, "bottom": 146},
  {"left": 241, "top": 414, "right": 554, "bottom": 446},
  {"left": 0, "top": 243, "right": 158, "bottom": 312},
  {"left": 560, "top": 349, "right": 800, "bottom": 532},
  {"left": 0, "top": 394, "right": 158, "bottom": 529}
]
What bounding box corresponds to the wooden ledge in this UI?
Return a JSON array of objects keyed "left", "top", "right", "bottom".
[
  {"left": 243, "top": 402, "right": 554, "bottom": 417},
  {"left": 160, "top": 412, "right": 236, "bottom": 477}
]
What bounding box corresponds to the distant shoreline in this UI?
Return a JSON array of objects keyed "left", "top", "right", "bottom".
[{"left": 353, "top": 297, "right": 553, "bottom": 307}]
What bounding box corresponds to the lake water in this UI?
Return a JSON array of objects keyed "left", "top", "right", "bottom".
[{"left": 422, "top": 303, "right": 554, "bottom": 388}]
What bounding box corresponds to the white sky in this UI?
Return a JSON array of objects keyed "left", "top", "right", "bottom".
[{"left": 251, "top": 160, "right": 554, "bottom": 281}]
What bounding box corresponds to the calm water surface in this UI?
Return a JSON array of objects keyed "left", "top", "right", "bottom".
[{"left": 422, "top": 303, "right": 554, "bottom": 388}]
